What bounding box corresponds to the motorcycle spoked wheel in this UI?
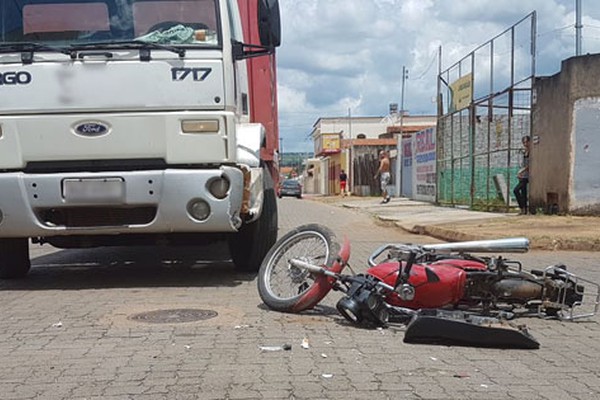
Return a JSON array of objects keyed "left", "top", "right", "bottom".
[{"left": 258, "top": 224, "right": 341, "bottom": 313}]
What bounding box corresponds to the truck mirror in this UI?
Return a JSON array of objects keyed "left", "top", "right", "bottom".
[{"left": 258, "top": 0, "right": 281, "bottom": 48}]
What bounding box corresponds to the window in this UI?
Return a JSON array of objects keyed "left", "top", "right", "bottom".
[
  {"left": 22, "top": 3, "right": 110, "bottom": 42},
  {"left": 1, "top": 0, "right": 220, "bottom": 46},
  {"left": 132, "top": 0, "right": 217, "bottom": 36}
]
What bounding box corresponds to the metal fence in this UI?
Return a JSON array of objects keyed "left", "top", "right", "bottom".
[{"left": 437, "top": 12, "right": 536, "bottom": 210}]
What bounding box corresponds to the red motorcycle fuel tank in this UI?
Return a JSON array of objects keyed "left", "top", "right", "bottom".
[{"left": 367, "top": 259, "right": 483, "bottom": 309}]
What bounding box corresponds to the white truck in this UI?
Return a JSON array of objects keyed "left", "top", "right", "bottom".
[{"left": 0, "top": 0, "right": 282, "bottom": 277}]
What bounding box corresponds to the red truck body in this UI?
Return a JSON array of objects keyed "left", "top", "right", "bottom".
[{"left": 238, "top": 0, "right": 280, "bottom": 183}]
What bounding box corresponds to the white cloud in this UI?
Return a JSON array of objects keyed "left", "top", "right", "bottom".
[{"left": 276, "top": 0, "right": 600, "bottom": 152}]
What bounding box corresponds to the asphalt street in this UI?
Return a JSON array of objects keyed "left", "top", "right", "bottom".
[{"left": 0, "top": 198, "right": 599, "bottom": 399}]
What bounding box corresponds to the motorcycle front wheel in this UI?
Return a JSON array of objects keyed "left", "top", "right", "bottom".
[{"left": 258, "top": 224, "right": 341, "bottom": 312}]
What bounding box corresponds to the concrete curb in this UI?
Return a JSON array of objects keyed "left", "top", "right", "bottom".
[
  {"left": 401, "top": 221, "right": 600, "bottom": 251},
  {"left": 312, "top": 196, "right": 600, "bottom": 251}
]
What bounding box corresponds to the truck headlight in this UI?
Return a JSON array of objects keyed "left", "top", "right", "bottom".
[
  {"left": 181, "top": 119, "right": 219, "bottom": 134},
  {"left": 187, "top": 199, "right": 210, "bottom": 221}
]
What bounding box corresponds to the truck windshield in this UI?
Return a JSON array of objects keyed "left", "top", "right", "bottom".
[{"left": 0, "top": 0, "right": 220, "bottom": 48}]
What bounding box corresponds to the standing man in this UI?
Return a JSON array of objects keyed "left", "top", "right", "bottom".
[
  {"left": 513, "top": 135, "right": 531, "bottom": 215},
  {"left": 375, "top": 150, "right": 391, "bottom": 204},
  {"left": 339, "top": 169, "right": 348, "bottom": 196}
]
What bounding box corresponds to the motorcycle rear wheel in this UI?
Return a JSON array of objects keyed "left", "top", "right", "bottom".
[{"left": 258, "top": 224, "right": 340, "bottom": 312}]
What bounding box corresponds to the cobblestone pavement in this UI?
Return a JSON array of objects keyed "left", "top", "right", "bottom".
[{"left": 1, "top": 198, "right": 599, "bottom": 399}]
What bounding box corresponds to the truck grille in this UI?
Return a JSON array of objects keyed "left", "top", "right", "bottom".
[
  {"left": 25, "top": 159, "right": 167, "bottom": 173},
  {"left": 37, "top": 206, "right": 157, "bottom": 228}
]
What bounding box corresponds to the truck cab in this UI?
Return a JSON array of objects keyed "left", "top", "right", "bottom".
[{"left": 0, "top": 0, "right": 281, "bottom": 277}]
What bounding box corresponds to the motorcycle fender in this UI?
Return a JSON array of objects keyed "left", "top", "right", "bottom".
[{"left": 291, "top": 237, "right": 351, "bottom": 312}]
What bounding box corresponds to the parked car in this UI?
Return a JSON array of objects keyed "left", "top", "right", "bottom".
[{"left": 278, "top": 179, "right": 302, "bottom": 199}]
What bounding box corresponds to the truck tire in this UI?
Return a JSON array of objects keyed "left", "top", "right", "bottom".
[
  {"left": 228, "top": 172, "right": 278, "bottom": 272},
  {"left": 0, "top": 238, "right": 31, "bottom": 279}
]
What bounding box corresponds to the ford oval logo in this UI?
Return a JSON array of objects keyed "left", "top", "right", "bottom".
[{"left": 74, "top": 121, "right": 110, "bottom": 137}]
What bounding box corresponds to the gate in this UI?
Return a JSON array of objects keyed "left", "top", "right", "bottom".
[{"left": 437, "top": 12, "right": 536, "bottom": 210}]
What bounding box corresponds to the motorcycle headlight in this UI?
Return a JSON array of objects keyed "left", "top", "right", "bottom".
[{"left": 336, "top": 297, "right": 362, "bottom": 325}]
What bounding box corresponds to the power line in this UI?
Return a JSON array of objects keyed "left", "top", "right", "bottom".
[
  {"left": 412, "top": 50, "right": 438, "bottom": 80},
  {"left": 537, "top": 24, "right": 573, "bottom": 37}
]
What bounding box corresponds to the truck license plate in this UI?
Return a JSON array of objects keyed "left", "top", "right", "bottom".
[{"left": 63, "top": 178, "right": 125, "bottom": 203}]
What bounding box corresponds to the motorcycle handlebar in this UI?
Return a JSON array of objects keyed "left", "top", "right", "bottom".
[
  {"left": 367, "top": 237, "right": 530, "bottom": 267},
  {"left": 367, "top": 244, "right": 422, "bottom": 267}
]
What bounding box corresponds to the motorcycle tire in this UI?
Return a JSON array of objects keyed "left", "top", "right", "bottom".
[{"left": 258, "top": 224, "right": 341, "bottom": 313}]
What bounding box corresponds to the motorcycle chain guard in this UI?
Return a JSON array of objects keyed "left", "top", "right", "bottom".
[{"left": 404, "top": 309, "right": 540, "bottom": 349}]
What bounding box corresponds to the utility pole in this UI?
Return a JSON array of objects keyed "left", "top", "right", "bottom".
[
  {"left": 576, "top": 0, "right": 583, "bottom": 56},
  {"left": 348, "top": 107, "right": 353, "bottom": 195},
  {"left": 400, "top": 66, "right": 409, "bottom": 135},
  {"left": 397, "top": 66, "right": 409, "bottom": 197}
]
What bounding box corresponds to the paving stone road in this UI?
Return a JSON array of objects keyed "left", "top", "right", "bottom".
[{"left": 1, "top": 198, "right": 599, "bottom": 399}]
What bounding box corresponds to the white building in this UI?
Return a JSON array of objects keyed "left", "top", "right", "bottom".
[{"left": 307, "top": 114, "right": 437, "bottom": 196}]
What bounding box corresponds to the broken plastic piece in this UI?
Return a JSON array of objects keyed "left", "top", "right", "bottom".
[
  {"left": 403, "top": 309, "right": 540, "bottom": 349},
  {"left": 259, "top": 344, "right": 292, "bottom": 352}
]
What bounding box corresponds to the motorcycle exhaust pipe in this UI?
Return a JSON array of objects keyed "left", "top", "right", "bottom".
[{"left": 422, "top": 237, "right": 529, "bottom": 254}]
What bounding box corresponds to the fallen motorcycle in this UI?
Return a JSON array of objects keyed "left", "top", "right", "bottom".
[{"left": 257, "top": 224, "right": 599, "bottom": 349}]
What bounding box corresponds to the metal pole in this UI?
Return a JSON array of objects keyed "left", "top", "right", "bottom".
[
  {"left": 531, "top": 11, "right": 537, "bottom": 77},
  {"left": 576, "top": 0, "right": 583, "bottom": 56},
  {"left": 400, "top": 66, "right": 408, "bottom": 133},
  {"left": 348, "top": 108, "right": 353, "bottom": 194},
  {"left": 436, "top": 45, "right": 442, "bottom": 203},
  {"left": 399, "top": 66, "right": 408, "bottom": 197},
  {"left": 469, "top": 54, "right": 476, "bottom": 208}
]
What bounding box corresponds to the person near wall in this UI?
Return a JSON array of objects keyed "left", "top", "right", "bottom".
[
  {"left": 375, "top": 150, "right": 391, "bottom": 204},
  {"left": 339, "top": 169, "right": 348, "bottom": 196},
  {"left": 513, "top": 135, "right": 531, "bottom": 215}
]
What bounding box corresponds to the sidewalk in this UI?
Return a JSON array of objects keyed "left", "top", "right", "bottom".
[{"left": 311, "top": 196, "right": 600, "bottom": 251}]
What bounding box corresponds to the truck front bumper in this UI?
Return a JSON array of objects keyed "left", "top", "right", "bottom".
[{"left": 0, "top": 167, "right": 245, "bottom": 238}]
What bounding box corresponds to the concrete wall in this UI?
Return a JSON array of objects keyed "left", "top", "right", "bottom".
[
  {"left": 572, "top": 99, "right": 600, "bottom": 213},
  {"left": 437, "top": 113, "right": 529, "bottom": 206},
  {"left": 531, "top": 54, "right": 600, "bottom": 214}
]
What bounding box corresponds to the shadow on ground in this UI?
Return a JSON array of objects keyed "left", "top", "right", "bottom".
[{"left": 0, "top": 243, "right": 256, "bottom": 291}]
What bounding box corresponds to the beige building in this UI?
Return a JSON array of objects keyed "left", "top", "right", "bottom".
[{"left": 308, "top": 114, "right": 437, "bottom": 196}]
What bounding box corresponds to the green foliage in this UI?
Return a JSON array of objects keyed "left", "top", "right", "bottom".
[{"left": 280, "top": 152, "right": 313, "bottom": 168}]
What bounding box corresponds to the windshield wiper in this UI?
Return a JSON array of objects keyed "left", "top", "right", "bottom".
[
  {"left": 71, "top": 40, "right": 185, "bottom": 60},
  {"left": 0, "top": 42, "right": 72, "bottom": 64}
]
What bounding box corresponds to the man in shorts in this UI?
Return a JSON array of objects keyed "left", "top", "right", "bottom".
[{"left": 375, "top": 150, "right": 391, "bottom": 204}]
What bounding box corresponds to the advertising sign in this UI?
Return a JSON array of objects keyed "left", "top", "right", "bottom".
[
  {"left": 413, "top": 127, "right": 436, "bottom": 202},
  {"left": 449, "top": 73, "right": 473, "bottom": 112}
]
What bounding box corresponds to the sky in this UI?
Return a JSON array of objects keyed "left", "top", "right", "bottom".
[{"left": 275, "top": 0, "right": 600, "bottom": 153}]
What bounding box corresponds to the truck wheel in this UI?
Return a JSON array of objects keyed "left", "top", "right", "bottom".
[
  {"left": 228, "top": 172, "right": 278, "bottom": 272},
  {"left": 0, "top": 238, "right": 31, "bottom": 279}
]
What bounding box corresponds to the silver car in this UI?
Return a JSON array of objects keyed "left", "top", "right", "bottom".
[{"left": 278, "top": 179, "right": 302, "bottom": 199}]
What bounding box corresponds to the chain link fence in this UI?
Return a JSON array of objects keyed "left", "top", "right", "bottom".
[{"left": 437, "top": 12, "right": 536, "bottom": 210}]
